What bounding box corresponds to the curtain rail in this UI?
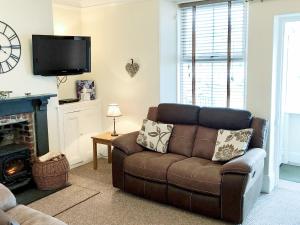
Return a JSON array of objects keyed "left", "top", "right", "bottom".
[{"left": 179, "top": 0, "right": 262, "bottom": 8}]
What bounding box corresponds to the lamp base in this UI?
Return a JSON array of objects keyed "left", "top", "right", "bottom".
[{"left": 111, "top": 133, "right": 119, "bottom": 137}]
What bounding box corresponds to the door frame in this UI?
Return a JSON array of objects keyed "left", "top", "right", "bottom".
[{"left": 272, "top": 13, "right": 300, "bottom": 185}]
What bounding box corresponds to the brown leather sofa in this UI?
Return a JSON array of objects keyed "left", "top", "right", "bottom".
[{"left": 112, "top": 104, "right": 268, "bottom": 224}]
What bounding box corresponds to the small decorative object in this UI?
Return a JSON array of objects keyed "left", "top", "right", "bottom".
[
  {"left": 80, "top": 86, "right": 91, "bottom": 101},
  {"left": 76, "top": 80, "right": 96, "bottom": 100},
  {"left": 0, "top": 21, "right": 21, "bottom": 74},
  {"left": 0, "top": 91, "right": 12, "bottom": 99},
  {"left": 32, "top": 154, "right": 70, "bottom": 191},
  {"left": 126, "top": 59, "right": 139, "bottom": 77},
  {"left": 107, "top": 104, "right": 122, "bottom": 136},
  {"left": 24, "top": 92, "right": 31, "bottom": 96}
]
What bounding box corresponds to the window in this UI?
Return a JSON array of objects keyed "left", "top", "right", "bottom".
[{"left": 178, "top": 0, "right": 247, "bottom": 109}]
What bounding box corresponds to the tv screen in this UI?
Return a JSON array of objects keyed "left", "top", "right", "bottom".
[{"left": 32, "top": 35, "right": 91, "bottom": 76}]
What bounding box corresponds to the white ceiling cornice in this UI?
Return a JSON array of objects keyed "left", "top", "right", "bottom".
[{"left": 53, "top": 0, "right": 147, "bottom": 8}]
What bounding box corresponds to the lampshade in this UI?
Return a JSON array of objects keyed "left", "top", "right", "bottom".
[{"left": 107, "top": 104, "right": 122, "bottom": 117}]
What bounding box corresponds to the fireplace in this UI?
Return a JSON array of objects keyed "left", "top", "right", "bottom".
[
  {"left": 0, "top": 94, "right": 56, "bottom": 190},
  {"left": 0, "top": 144, "right": 31, "bottom": 190}
]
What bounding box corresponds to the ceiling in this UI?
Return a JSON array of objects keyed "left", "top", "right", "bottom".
[{"left": 52, "top": 0, "right": 145, "bottom": 8}]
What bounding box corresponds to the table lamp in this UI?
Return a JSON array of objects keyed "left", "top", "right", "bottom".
[{"left": 107, "top": 104, "right": 122, "bottom": 136}]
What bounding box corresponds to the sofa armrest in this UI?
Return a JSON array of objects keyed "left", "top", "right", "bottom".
[
  {"left": 112, "top": 131, "right": 144, "bottom": 155},
  {"left": 221, "top": 148, "right": 266, "bottom": 175},
  {"left": 220, "top": 148, "right": 266, "bottom": 223},
  {"left": 0, "top": 184, "right": 17, "bottom": 211}
]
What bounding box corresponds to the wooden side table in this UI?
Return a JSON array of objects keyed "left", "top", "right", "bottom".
[{"left": 91, "top": 132, "right": 121, "bottom": 170}]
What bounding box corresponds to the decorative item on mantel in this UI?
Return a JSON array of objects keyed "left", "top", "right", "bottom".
[
  {"left": 0, "top": 91, "right": 12, "bottom": 100},
  {"left": 76, "top": 80, "right": 96, "bottom": 101},
  {"left": 107, "top": 104, "right": 122, "bottom": 136},
  {"left": 126, "top": 59, "right": 140, "bottom": 77}
]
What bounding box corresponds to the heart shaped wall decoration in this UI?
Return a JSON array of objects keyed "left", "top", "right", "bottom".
[{"left": 126, "top": 59, "right": 140, "bottom": 77}]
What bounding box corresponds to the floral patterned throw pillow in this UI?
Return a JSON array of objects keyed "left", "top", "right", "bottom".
[
  {"left": 212, "top": 128, "right": 253, "bottom": 162},
  {"left": 136, "top": 119, "right": 173, "bottom": 153}
]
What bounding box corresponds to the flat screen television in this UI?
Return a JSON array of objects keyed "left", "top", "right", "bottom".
[{"left": 32, "top": 35, "right": 91, "bottom": 76}]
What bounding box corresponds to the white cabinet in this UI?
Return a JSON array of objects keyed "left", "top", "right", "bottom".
[{"left": 58, "top": 100, "right": 102, "bottom": 168}]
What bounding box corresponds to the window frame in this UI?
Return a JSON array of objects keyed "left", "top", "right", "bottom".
[{"left": 177, "top": 0, "right": 248, "bottom": 109}]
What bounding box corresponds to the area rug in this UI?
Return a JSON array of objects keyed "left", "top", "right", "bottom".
[{"left": 28, "top": 184, "right": 100, "bottom": 217}]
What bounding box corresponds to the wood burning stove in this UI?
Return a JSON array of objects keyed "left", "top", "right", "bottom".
[
  {"left": 0, "top": 94, "right": 56, "bottom": 190},
  {"left": 0, "top": 144, "right": 31, "bottom": 190}
]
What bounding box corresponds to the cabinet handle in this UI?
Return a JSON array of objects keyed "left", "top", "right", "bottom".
[{"left": 69, "top": 110, "right": 81, "bottom": 113}]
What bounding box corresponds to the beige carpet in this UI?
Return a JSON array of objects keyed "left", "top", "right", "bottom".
[{"left": 29, "top": 159, "right": 300, "bottom": 225}]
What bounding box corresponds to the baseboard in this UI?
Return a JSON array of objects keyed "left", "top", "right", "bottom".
[{"left": 262, "top": 173, "right": 276, "bottom": 193}]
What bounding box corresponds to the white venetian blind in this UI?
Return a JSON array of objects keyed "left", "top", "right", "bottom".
[{"left": 179, "top": 0, "right": 247, "bottom": 109}]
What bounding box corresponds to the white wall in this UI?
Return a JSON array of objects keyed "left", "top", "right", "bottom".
[
  {"left": 81, "top": 0, "right": 161, "bottom": 133},
  {"left": 159, "top": 0, "right": 177, "bottom": 103},
  {"left": 53, "top": 0, "right": 177, "bottom": 134},
  {"left": 52, "top": 0, "right": 300, "bottom": 192},
  {"left": 52, "top": 4, "right": 93, "bottom": 100},
  {"left": 247, "top": 0, "right": 300, "bottom": 192},
  {"left": 0, "top": 0, "right": 60, "bottom": 153}
]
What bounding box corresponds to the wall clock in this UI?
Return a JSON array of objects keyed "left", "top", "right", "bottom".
[{"left": 0, "top": 21, "right": 21, "bottom": 74}]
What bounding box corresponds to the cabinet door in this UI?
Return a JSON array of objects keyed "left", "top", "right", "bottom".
[
  {"left": 63, "top": 111, "right": 83, "bottom": 165},
  {"left": 79, "top": 108, "right": 101, "bottom": 161}
]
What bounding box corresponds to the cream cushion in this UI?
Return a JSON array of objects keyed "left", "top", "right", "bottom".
[
  {"left": 136, "top": 119, "right": 173, "bottom": 153},
  {"left": 0, "top": 208, "right": 19, "bottom": 225},
  {"left": 6, "top": 205, "right": 66, "bottom": 225},
  {"left": 0, "top": 184, "right": 17, "bottom": 211},
  {"left": 212, "top": 128, "right": 253, "bottom": 161}
]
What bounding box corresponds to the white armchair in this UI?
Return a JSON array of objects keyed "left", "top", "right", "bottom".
[
  {"left": 0, "top": 183, "right": 17, "bottom": 211},
  {"left": 0, "top": 184, "right": 67, "bottom": 225}
]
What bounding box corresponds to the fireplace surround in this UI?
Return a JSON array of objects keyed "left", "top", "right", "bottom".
[{"left": 0, "top": 94, "right": 56, "bottom": 189}]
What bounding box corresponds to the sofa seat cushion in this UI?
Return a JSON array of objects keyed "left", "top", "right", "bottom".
[
  {"left": 124, "top": 151, "right": 186, "bottom": 183},
  {"left": 6, "top": 205, "right": 66, "bottom": 225},
  {"left": 167, "top": 157, "right": 223, "bottom": 196}
]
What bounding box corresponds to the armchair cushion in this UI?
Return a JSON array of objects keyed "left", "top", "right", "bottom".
[
  {"left": 0, "top": 184, "right": 17, "bottom": 212},
  {"left": 6, "top": 205, "right": 67, "bottom": 225},
  {"left": 0, "top": 209, "right": 19, "bottom": 225},
  {"left": 112, "top": 131, "right": 144, "bottom": 155},
  {"left": 221, "top": 148, "right": 266, "bottom": 175}
]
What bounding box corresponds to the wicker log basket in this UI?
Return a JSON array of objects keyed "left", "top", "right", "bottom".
[{"left": 32, "top": 154, "right": 70, "bottom": 191}]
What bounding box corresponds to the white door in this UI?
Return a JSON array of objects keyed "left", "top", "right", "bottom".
[{"left": 63, "top": 111, "right": 83, "bottom": 165}]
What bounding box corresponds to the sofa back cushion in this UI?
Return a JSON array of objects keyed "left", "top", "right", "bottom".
[
  {"left": 198, "top": 107, "right": 252, "bottom": 130},
  {"left": 157, "top": 103, "right": 200, "bottom": 125},
  {"left": 147, "top": 107, "right": 158, "bottom": 122},
  {"left": 168, "top": 125, "right": 198, "bottom": 157},
  {"left": 192, "top": 126, "right": 218, "bottom": 160}
]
